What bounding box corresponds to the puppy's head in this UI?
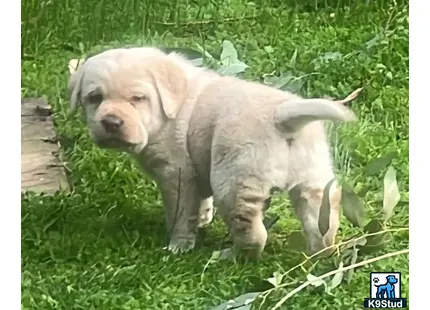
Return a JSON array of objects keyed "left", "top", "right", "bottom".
[{"left": 68, "top": 47, "right": 188, "bottom": 154}]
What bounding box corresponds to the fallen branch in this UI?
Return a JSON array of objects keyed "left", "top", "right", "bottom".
[
  {"left": 258, "top": 227, "right": 408, "bottom": 308},
  {"left": 280, "top": 226, "right": 408, "bottom": 281},
  {"left": 270, "top": 248, "right": 409, "bottom": 310}
]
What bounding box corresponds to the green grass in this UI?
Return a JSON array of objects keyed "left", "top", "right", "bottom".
[{"left": 21, "top": 0, "right": 409, "bottom": 309}]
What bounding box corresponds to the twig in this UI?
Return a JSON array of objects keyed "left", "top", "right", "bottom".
[
  {"left": 336, "top": 87, "right": 363, "bottom": 105},
  {"left": 258, "top": 226, "right": 409, "bottom": 308},
  {"left": 281, "top": 227, "right": 408, "bottom": 280},
  {"left": 270, "top": 248, "right": 409, "bottom": 310}
]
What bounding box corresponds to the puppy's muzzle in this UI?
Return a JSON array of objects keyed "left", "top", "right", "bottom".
[{"left": 101, "top": 114, "right": 124, "bottom": 134}]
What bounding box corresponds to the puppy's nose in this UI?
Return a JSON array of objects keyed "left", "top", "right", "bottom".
[{"left": 101, "top": 114, "right": 124, "bottom": 133}]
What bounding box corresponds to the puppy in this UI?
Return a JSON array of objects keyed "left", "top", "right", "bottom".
[
  {"left": 188, "top": 80, "right": 358, "bottom": 258},
  {"left": 68, "top": 47, "right": 358, "bottom": 258},
  {"left": 67, "top": 47, "right": 216, "bottom": 247}
]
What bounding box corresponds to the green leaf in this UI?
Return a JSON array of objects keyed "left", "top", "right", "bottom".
[
  {"left": 364, "top": 152, "right": 396, "bottom": 176},
  {"left": 217, "top": 62, "right": 249, "bottom": 76},
  {"left": 262, "top": 71, "right": 305, "bottom": 93},
  {"left": 311, "top": 51, "right": 343, "bottom": 70},
  {"left": 210, "top": 292, "right": 261, "bottom": 310},
  {"left": 262, "top": 71, "right": 293, "bottom": 88},
  {"left": 340, "top": 248, "right": 354, "bottom": 260},
  {"left": 210, "top": 250, "right": 221, "bottom": 261},
  {"left": 318, "top": 179, "right": 336, "bottom": 237},
  {"left": 286, "top": 231, "right": 307, "bottom": 252},
  {"left": 386, "top": 71, "right": 393, "bottom": 80},
  {"left": 202, "top": 248, "right": 235, "bottom": 282},
  {"left": 264, "top": 46, "right": 274, "bottom": 54},
  {"left": 220, "top": 40, "right": 239, "bottom": 66},
  {"left": 263, "top": 214, "right": 280, "bottom": 230},
  {"left": 267, "top": 271, "right": 284, "bottom": 288},
  {"left": 190, "top": 57, "right": 204, "bottom": 66},
  {"left": 321, "top": 51, "right": 343, "bottom": 61},
  {"left": 357, "top": 185, "right": 370, "bottom": 197},
  {"left": 78, "top": 42, "right": 85, "bottom": 54},
  {"left": 340, "top": 183, "right": 366, "bottom": 227},
  {"left": 307, "top": 273, "right": 326, "bottom": 288},
  {"left": 329, "top": 262, "right": 344, "bottom": 290},
  {"left": 219, "top": 248, "right": 234, "bottom": 260},
  {"left": 288, "top": 49, "right": 298, "bottom": 69},
  {"left": 209, "top": 248, "right": 234, "bottom": 262},
  {"left": 279, "top": 78, "right": 305, "bottom": 94},
  {"left": 360, "top": 219, "right": 388, "bottom": 254},
  {"left": 194, "top": 42, "right": 216, "bottom": 60},
  {"left": 361, "top": 238, "right": 387, "bottom": 254},
  {"left": 383, "top": 166, "right": 401, "bottom": 221},
  {"left": 234, "top": 306, "right": 252, "bottom": 310},
  {"left": 365, "top": 33, "right": 383, "bottom": 50},
  {"left": 162, "top": 47, "right": 203, "bottom": 60},
  {"left": 364, "top": 218, "right": 384, "bottom": 233},
  {"left": 219, "top": 248, "right": 235, "bottom": 261},
  {"left": 346, "top": 249, "right": 359, "bottom": 283}
]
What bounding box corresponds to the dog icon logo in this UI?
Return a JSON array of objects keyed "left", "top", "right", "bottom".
[
  {"left": 364, "top": 272, "right": 407, "bottom": 308},
  {"left": 374, "top": 274, "right": 398, "bottom": 299}
]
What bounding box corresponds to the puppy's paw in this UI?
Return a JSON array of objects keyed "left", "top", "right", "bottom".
[
  {"left": 168, "top": 235, "right": 196, "bottom": 254},
  {"left": 197, "top": 197, "right": 214, "bottom": 228},
  {"left": 198, "top": 208, "right": 214, "bottom": 228}
]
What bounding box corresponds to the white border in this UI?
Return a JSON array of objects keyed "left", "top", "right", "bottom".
[
  {"left": 1, "top": 0, "right": 20, "bottom": 308},
  {"left": 409, "top": 0, "right": 427, "bottom": 308},
  {"left": 10, "top": 1, "right": 418, "bottom": 310}
]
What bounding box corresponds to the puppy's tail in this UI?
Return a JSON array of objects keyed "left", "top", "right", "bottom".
[{"left": 274, "top": 88, "right": 361, "bottom": 134}]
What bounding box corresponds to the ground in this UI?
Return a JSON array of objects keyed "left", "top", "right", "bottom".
[{"left": 21, "top": 1, "right": 409, "bottom": 309}]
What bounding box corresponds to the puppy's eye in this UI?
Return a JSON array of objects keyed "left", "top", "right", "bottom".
[
  {"left": 131, "top": 95, "right": 148, "bottom": 103},
  {"left": 88, "top": 93, "right": 103, "bottom": 104}
]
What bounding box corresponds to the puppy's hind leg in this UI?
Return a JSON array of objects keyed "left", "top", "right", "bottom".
[
  {"left": 288, "top": 179, "right": 342, "bottom": 257},
  {"left": 219, "top": 181, "right": 268, "bottom": 259}
]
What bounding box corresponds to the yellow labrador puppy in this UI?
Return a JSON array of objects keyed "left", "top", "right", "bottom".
[
  {"left": 68, "top": 47, "right": 358, "bottom": 258},
  {"left": 68, "top": 47, "right": 215, "bottom": 243}
]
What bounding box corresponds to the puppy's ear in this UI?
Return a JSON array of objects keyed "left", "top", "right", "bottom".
[
  {"left": 274, "top": 88, "right": 362, "bottom": 133},
  {"left": 151, "top": 59, "right": 188, "bottom": 119},
  {"left": 68, "top": 58, "right": 85, "bottom": 74},
  {"left": 65, "top": 59, "right": 86, "bottom": 119},
  {"left": 67, "top": 66, "right": 84, "bottom": 117}
]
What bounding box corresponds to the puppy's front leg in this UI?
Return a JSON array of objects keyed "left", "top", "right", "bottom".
[{"left": 158, "top": 167, "right": 201, "bottom": 254}]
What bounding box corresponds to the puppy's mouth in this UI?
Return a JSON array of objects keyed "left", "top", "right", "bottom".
[{"left": 93, "top": 136, "right": 140, "bottom": 153}]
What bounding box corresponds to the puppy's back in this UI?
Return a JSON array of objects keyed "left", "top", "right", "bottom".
[{"left": 187, "top": 77, "right": 297, "bottom": 191}]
